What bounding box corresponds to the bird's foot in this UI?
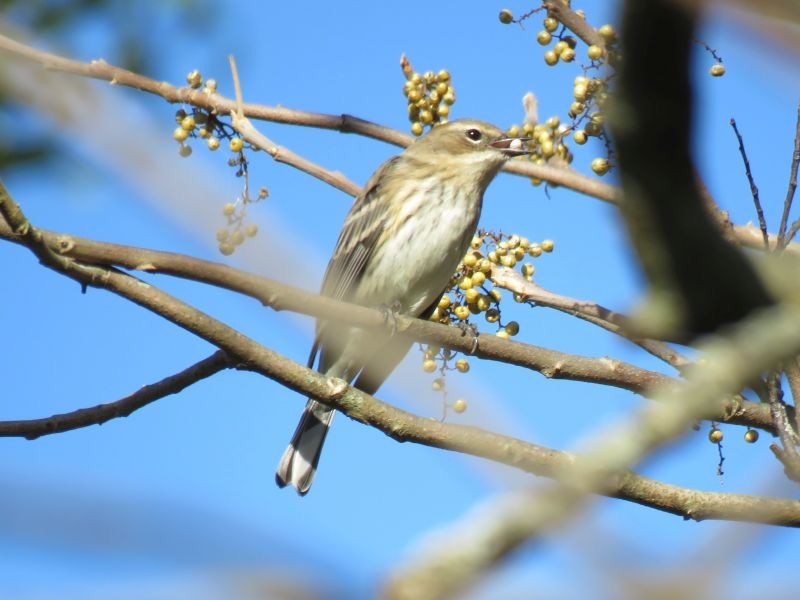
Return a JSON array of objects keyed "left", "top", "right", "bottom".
[
  {"left": 379, "top": 301, "right": 403, "bottom": 335},
  {"left": 457, "top": 322, "right": 480, "bottom": 354}
]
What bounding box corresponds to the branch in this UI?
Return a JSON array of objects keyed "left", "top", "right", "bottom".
[
  {"left": 610, "top": 0, "right": 773, "bottom": 339},
  {"left": 778, "top": 99, "right": 800, "bottom": 244},
  {"left": 0, "top": 352, "right": 230, "bottom": 439},
  {"left": 2, "top": 30, "right": 799, "bottom": 260},
  {"left": 730, "top": 117, "right": 769, "bottom": 248},
  {"left": 0, "top": 214, "right": 782, "bottom": 433},
  {"left": 4, "top": 183, "right": 800, "bottom": 533},
  {"left": 387, "top": 295, "right": 800, "bottom": 599},
  {"left": 490, "top": 265, "right": 690, "bottom": 370}
]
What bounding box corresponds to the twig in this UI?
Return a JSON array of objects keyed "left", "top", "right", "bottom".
[
  {"left": 778, "top": 100, "right": 800, "bottom": 248},
  {"left": 0, "top": 352, "right": 230, "bottom": 439},
  {"left": 730, "top": 117, "right": 769, "bottom": 248},
  {"left": 0, "top": 215, "right": 782, "bottom": 433},
  {"left": 491, "top": 265, "right": 690, "bottom": 370}
]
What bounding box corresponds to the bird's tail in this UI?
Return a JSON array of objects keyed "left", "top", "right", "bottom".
[{"left": 275, "top": 399, "right": 335, "bottom": 495}]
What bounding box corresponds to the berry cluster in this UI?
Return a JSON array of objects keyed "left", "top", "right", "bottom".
[
  {"left": 499, "top": 8, "right": 617, "bottom": 178},
  {"left": 420, "top": 231, "right": 555, "bottom": 414},
  {"left": 401, "top": 54, "right": 456, "bottom": 136},
  {"left": 172, "top": 69, "right": 269, "bottom": 256}
]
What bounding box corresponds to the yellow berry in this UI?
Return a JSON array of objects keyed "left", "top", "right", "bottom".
[
  {"left": 710, "top": 64, "right": 726, "bottom": 77},
  {"left": 458, "top": 276, "right": 474, "bottom": 290},
  {"left": 222, "top": 202, "right": 236, "bottom": 217},
  {"left": 198, "top": 127, "right": 209, "bottom": 138},
  {"left": 485, "top": 308, "right": 500, "bottom": 323},
  {"left": 258, "top": 187, "right": 269, "bottom": 199},
  {"left": 204, "top": 78, "right": 218, "bottom": 93},
  {"left": 452, "top": 398, "right": 468, "bottom": 413},
  {"left": 438, "top": 104, "right": 450, "bottom": 118},
  {"left": 499, "top": 9, "right": 513, "bottom": 24},
  {"left": 218, "top": 242, "right": 234, "bottom": 256},
  {"left": 231, "top": 230, "right": 245, "bottom": 246},
  {"left": 245, "top": 223, "right": 258, "bottom": 237},
  {"left": 437, "top": 69, "right": 451, "bottom": 82},
  {"left": 489, "top": 289, "right": 502, "bottom": 303},
  {"left": 544, "top": 50, "right": 558, "bottom": 66},
  {"left": 454, "top": 305, "right": 470, "bottom": 320},
  {"left": 464, "top": 288, "right": 480, "bottom": 304},
  {"left": 591, "top": 157, "right": 610, "bottom": 175},
  {"left": 560, "top": 47, "right": 576, "bottom": 62},
  {"left": 422, "top": 359, "right": 438, "bottom": 373},
  {"left": 744, "top": 429, "right": 759, "bottom": 443},
  {"left": 471, "top": 271, "right": 486, "bottom": 286},
  {"left": 709, "top": 428, "right": 723, "bottom": 443},
  {"left": 540, "top": 239, "right": 554, "bottom": 252},
  {"left": 215, "top": 228, "right": 229, "bottom": 242},
  {"left": 573, "top": 83, "right": 588, "bottom": 101},
  {"left": 587, "top": 45, "right": 604, "bottom": 61},
  {"left": 505, "top": 321, "right": 520, "bottom": 336},
  {"left": 229, "top": 137, "right": 244, "bottom": 152},
  {"left": 442, "top": 91, "right": 455, "bottom": 105},
  {"left": 180, "top": 115, "right": 196, "bottom": 131},
  {"left": 411, "top": 121, "right": 424, "bottom": 136},
  {"left": 207, "top": 136, "right": 220, "bottom": 151},
  {"left": 471, "top": 236, "right": 484, "bottom": 248},
  {"left": 495, "top": 329, "right": 510, "bottom": 340},
  {"left": 598, "top": 24, "right": 616, "bottom": 43},
  {"left": 463, "top": 253, "right": 478, "bottom": 268},
  {"left": 455, "top": 358, "right": 470, "bottom": 373},
  {"left": 178, "top": 144, "right": 192, "bottom": 157},
  {"left": 543, "top": 17, "right": 558, "bottom": 32},
  {"left": 173, "top": 127, "right": 189, "bottom": 142},
  {"left": 438, "top": 295, "right": 451, "bottom": 310},
  {"left": 432, "top": 377, "right": 445, "bottom": 391},
  {"left": 186, "top": 69, "right": 202, "bottom": 88},
  {"left": 536, "top": 30, "right": 552, "bottom": 45},
  {"left": 553, "top": 41, "right": 568, "bottom": 55},
  {"left": 573, "top": 130, "right": 587, "bottom": 145},
  {"left": 522, "top": 263, "right": 535, "bottom": 278}
]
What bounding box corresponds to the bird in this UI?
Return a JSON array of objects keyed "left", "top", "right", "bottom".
[{"left": 276, "top": 118, "right": 529, "bottom": 495}]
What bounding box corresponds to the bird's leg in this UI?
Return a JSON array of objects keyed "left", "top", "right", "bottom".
[
  {"left": 378, "top": 300, "right": 403, "bottom": 336},
  {"left": 457, "top": 322, "right": 480, "bottom": 354}
]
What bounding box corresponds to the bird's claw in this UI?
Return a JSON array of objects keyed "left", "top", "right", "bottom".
[
  {"left": 458, "top": 322, "right": 480, "bottom": 354},
  {"left": 379, "top": 301, "right": 403, "bottom": 336}
]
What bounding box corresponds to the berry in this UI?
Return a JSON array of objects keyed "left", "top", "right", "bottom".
[
  {"left": 452, "top": 398, "right": 468, "bottom": 413},
  {"left": 499, "top": 9, "right": 513, "bottom": 24}
]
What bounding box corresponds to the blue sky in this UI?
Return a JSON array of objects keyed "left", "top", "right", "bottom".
[{"left": 2, "top": 2, "right": 800, "bottom": 598}]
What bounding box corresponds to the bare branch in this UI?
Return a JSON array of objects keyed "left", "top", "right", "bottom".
[
  {"left": 4, "top": 183, "right": 800, "bottom": 531},
  {"left": 730, "top": 117, "right": 769, "bottom": 248},
  {"left": 778, "top": 100, "right": 800, "bottom": 244},
  {"left": 491, "top": 265, "right": 690, "bottom": 370},
  {"left": 0, "top": 352, "right": 230, "bottom": 439},
  {"left": 0, "top": 214, "right": 782, "bottom": 433}
]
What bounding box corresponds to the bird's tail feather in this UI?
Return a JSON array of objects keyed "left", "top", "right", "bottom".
[{"left": 275, "top": 399, "right": 335, "bottom": 495}]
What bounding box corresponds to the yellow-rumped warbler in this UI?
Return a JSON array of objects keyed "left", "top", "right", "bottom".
[{"left": 276, "top": 119, "right": 529, "bottom": 494}]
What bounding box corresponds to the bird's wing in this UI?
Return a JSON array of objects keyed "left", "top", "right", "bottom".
[{"left": 306, "top": 155, "right": 400, "bottom": 369}]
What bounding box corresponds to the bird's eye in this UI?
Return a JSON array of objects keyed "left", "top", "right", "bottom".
[{"left": 465, "top": 128, "right": 483, "bottom": 142}]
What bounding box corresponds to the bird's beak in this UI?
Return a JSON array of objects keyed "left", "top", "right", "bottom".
[{"left": 490, "top": 137, "right": 532, "bottom": 157}]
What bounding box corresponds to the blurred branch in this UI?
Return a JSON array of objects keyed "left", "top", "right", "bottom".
[
  {"left": 387, "top": 295, "right": 800, "bottom": 599},
  {"left": 0, "top": 214, "right": 781, "bottom": 433},
  {"left": 3, "top": 182, "right": 800, "bottom": 529},
  {"left": 610, "top": 0, "right": 773, "bottom": 339},
  {"left": 0, "top": 352, "right": 230, "bottom": 439}
]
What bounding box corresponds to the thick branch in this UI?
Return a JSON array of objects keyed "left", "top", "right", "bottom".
[
  {"left": 0, "top": 216, "right": 781, "bottom": 433},
  {"left": 4, "top": 185, "right": 800, "bottom": 530}
]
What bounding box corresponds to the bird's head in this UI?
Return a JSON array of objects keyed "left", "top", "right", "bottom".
[{"left": 405, "top": 119, "right": 531, "bottom": 176}]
